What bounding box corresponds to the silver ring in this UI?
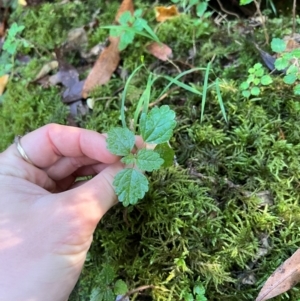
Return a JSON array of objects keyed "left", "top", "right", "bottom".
[{"left": 14, "top": 135, "right": 34, "bottom": 165}]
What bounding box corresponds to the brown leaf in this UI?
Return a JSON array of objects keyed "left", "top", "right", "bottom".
[
  {"left": 0, "top": 74, "right": 9, "bottom": 95},
  {"left": 81, "top": 0, "right": 134, "bottom": 98},
  {"left": 82, "top": 37, "right": 120, "bottom": 98},
  {"left": 146, "top": 42, "right": 173, "bottom": 61},
  {"left": 154, "top": 5, "right": 180, "bottom": 23},
  {"left": 256, "top": 248, "right": 300, "bottom": 301}
]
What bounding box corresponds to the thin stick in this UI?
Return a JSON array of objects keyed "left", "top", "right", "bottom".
[
  {"left": 253, "top": 0, "right": 269, "bottom": 44},
  {"left": 119, "top": 285, "right": 160, "bottom": 301},
  {"left": 292, "top": 0, "right": 297, "bottom": 36},
  {"left": 216, "top": 0, "right": 240, "bottom": 20}
]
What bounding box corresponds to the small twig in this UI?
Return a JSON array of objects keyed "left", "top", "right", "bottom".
[
  {"left": 292, "top": 0, "right": 297, "bottom": 37},
  {"left": 216, "top": 0, "right": 240, "bottom": 20},
  {"left": 119, "top": 285, "right": 160, "bottom": 301},
  {"left": 253, "top": 0, "right": 269, "bottom": 45}
]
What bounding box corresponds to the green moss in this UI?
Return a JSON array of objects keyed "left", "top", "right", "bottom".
[
  {"left": 2, "top": 1, "right": 300, "bottom": 300},
  {"left": 0, "top": 80, "right": 68, "bottom": 151}
]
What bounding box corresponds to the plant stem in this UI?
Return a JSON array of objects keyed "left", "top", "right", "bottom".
[
  {"left": 253, "top": 0, "right": 269, "bottom": 45},
  {"left": 292, "top": 0, "right": 297, "bottom": 36}
]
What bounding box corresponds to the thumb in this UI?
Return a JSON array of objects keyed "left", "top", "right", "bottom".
[{"left": 63, "top": 161, "right": 123, "bottom": 226}]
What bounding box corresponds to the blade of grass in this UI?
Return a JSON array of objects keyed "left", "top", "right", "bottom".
[
  {"left": 162, "top": 75, "right": 202, "bottom": 96},
  {"left": 200, "top": 61, "right": 211, "bottom": 123},
  {"left": 215, "top": 78, "right": 227, "bottom": 123},
  {"left": 158, "top": 67, "right": 206, "bottom": 99},
  {"left": 121, "top": 64, "right": 144, "bottom": 128},
  {"left": 133, "top": 73, "right": 154, "bottom": 131}
]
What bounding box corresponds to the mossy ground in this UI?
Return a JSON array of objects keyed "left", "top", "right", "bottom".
[{"left": 1, "top": 1, "right": 300, "bottom": 300}]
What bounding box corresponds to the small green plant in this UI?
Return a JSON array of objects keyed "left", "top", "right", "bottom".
[
  {"left": 271, "top": 37, "right": 300, "bottom": 95},
  {"left": 239, "top": 63, "right": 273, "bottom": 98},
  {"left": 90, "top": 264, "right": 128, "bottom": 301},
  {"left": 171, "top": 0, "right": 210, "bottom": 18},
  {"left": 183, "top": 283, "right": 208, "bottom": 301},
  {"left": 0, "top": 22, "right": 30, "bottom": 76},
  {"left": 107, "top": 105, "right": 176, "bottom": 206},
  {"left": 102, "top": 10, "right": 161, "bottom": 51}
]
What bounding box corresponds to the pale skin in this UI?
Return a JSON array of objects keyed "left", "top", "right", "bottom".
[{"left": 0, "top": 124, "right": 137, "bottom": 301}]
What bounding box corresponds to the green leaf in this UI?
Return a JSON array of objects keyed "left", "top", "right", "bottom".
[
  {"left": 139, "top": 105, "right": 176, "bottom": 144},
  {"left": 118, "top": 11, "right": 132, "bottom": 25},
  {"left": 119, "top": 30, "right": 135, "bottom": 50},
  {"left": 154, "top": 143, "right": 175, "bottom": 167},
  {"left": 274, "top": 57, "right": 289, "bottom": 70},
  {"left": 121, "top": 153, "right": 136, "bottom": 165},
  {"left": 114, "top": 280, "right": 128, "bottom": 295},
  {"left": 240, "top": 0, "right": 253, "bottom": 5},
  {"left": 196, "top": 2, "right": 208, "bottom": 17},
  {"left": 196, "top": 295, "right": 207, "bottom": 301},
  {"left": 107, "top": 127, "right": 135, "bottom": 156},
  {"left": 242, "top": 90, "right": 251, "bottom": 98},
  {"left": 253, "top": 78, "right": 260, "bottom": 85},
  {"left": 260, "top": 74, "right": 273, "bottom": 85},
  {"left": 133, "top": 18, "right": 147, "bottom": 32},
  {"left": 254, "top": 68, "right": 264, "bottom": 77},
  {"left": 248, "top": 67, "right": 255, "bottom": 74},
  {"left": 283, "top": 74, "right": 297, "bottom": 85},
  {"left": 239, "top": 81, "right": 249, "bottom": 90},
  {"left": 90, "top": 287, "right": 103, "bottom": 301},
  {"left": 247, "top": 74, "right": 255, "bottom": 82},
  {"left": 291, "top": 49, "right": 300, "bottom": 57},
  {"left": 99, "top": 264, "right": 116, "bottom": 285},
  {"left": 136, "top": 149, "right": 164, "bottom": 171},
  {"left": 134, "top": 8, "right": 143, "bottom": 18},
  {"left": 250, "top": 86, "right": 260, "bottom": 96},
  {"left": 114, "top": 168, "right": 149, "bottom": 206},
  {"left": 271, "top": 38, "right": 286, "bottom": 53},
  {"left": 286, "top": 64, "right": 298, "bottom": 74},
  {"left": 8, "top": 23, "right": 25, "bottom": 37},
  {"left": 254, "top": 63, "right": 263, "bottom": 70},
  {"left": 194, "top": 283, "right": 206, "bottom": 295},
  {"left": 184, "top": 293, "right": 194, "bottom": 301},
  {"left": 294, "top": 84, "right": 300, "bottom": 95}
]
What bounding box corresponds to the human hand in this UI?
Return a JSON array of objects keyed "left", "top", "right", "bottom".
[{"left": 0, "top": 124, "right": 124, "bottom": 301}]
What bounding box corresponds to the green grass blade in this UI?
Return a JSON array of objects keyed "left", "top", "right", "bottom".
[
  {"left": 163, "top": 75, "right": 202, "bottom": 96},
  {"left": 133, "top": 73, "right": 154, "bottom": 131},
  {"left": 121, "top": 64, "right": 144, "bottom": 128},
  {"left": 158, "top": 67, "right": 206, "bottom": 99},
  {"left": 215, "top": 78, "right": 228, "bottom": 123},
  {"left": 200, "top": 61, "right": 211, "bottom": 123}
]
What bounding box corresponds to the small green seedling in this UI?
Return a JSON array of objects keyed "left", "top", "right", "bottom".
[
  {"left": 171, "top": 0, "right": 210, "bottom": 18},
  {"left": 183, "top": 283, "right": 208, "bottom": 301},
  {"left": 271, "top": 37, "right": 300, "bottom": 95},
  {"left": 102, "top": 9, "right": 161, "bottom": 51},
  {"left": 239, "top": 63, "right": 273, "bottom": 98},
  {"left": 0, "top": 22, "right": 30, "bottom": 76},
  {"left": 90, "top": 264, "right": 128, "bottom": 301},
  {"left": 107, "top": 105, "right": 176, "bottom": 206}
]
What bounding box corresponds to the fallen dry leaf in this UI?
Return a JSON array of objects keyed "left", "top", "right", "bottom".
[
  {"left": 0, "top": 74, "right": 9, "bottom": 95},
  {"left": 154, "top": 5, "right": 180, "bottom": 23},
  {"left": 256, "top": 248, "right": 300, "bottom": 301},
  {"left": 82, "top": 37, "right": 120, "bottom": 98},
  {"left": 33, "top": 61, "right": 58, "bottom": 82},
  {"left": 82, "top": 0, "right": 134, "bottom": 98},
  {"left": 146, "top": 42, "right": 173, "bottom": 61}
]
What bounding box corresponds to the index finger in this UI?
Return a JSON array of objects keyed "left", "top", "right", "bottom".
[{"left": 14, "top": 124, "right": 119, "bottom": 168}]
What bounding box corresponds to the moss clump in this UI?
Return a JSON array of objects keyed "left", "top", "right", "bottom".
[
  {"left": 2, "top": 1, "right": 300, "bottom": 300},
  {"left": 0, "top": 80, "right": 68, "bottom": 151}
]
